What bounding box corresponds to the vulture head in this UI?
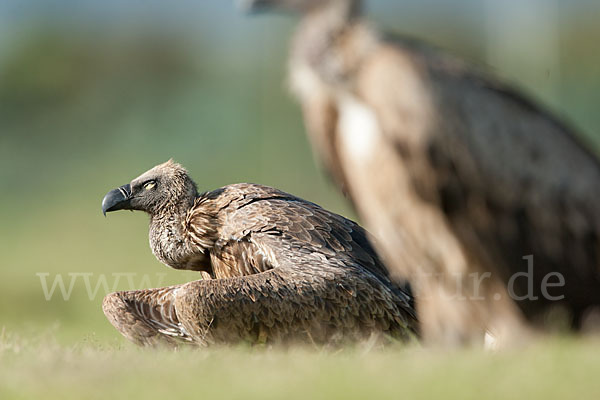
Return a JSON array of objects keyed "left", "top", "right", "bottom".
[
  {"left": 240, "top": 0, "right": 359, "bottom": 14},
  {"left": 102, "top": 160, "right": 198, "bottom": 216}
]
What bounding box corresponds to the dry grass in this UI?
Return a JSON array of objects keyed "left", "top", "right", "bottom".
[{"left": 1, "top": 329, "right": 599, "bottom": 400}]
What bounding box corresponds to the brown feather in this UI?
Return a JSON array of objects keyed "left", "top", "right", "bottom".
[
  {"left": 279, "top": 0, "right": 600, "bottom": 344},
  {"left": 102, "top": 164, "right": 417, "bottom": 346}
]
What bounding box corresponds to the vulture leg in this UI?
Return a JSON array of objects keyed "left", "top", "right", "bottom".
[
  {"left": 416, "top": 275, "right": 527, "bottom": 347},
  {"left": 102, "top": 285, "right": 193, "bottom": 347}
]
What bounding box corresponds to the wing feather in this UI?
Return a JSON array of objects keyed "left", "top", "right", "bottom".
[
  {"left": 355, "top": 37, "right": 600, "bottom": 316},
  {"left": 103, "top": 285, "right": 193, "bottom": 346}
]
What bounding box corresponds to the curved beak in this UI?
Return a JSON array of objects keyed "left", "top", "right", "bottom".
[{"left": 102, "top": 184, "right": 132, "bottom": 216}]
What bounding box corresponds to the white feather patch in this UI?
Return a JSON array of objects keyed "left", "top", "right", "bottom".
[{"left": 337, "top": 95, "right": 380, "bottom": 161}]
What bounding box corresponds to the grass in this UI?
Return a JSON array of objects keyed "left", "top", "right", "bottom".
[
  {"left": 2, "top": 17, "right": 600, "bottom": 400},
  {"left": 1, "top": 329, "right": 599, "bottom": 400},
  {"left": 1, "top": 152, "right": 598, "bottom": 400}
]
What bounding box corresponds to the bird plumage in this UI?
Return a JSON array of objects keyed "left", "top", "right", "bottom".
[
  {"left": 101, "top": 161, "right": 417, "bottom": 346},
  {"left": 245, "top": 0, "right": 600, "bottom": 344}
]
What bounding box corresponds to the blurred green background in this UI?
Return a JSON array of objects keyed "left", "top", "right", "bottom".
[{"left": 1, "top": 0, "right": 599, "bottom": 345}]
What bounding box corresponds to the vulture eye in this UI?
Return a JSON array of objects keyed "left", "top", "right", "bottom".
[{"left": 143, "top": 180, "right": 156, "bottom": 190}]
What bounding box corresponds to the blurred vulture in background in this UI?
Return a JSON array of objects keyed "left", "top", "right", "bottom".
[
  {"left": 101, "top": 161, "right": 417, "bottom": 346},
  {"left": 243, "top": 0, "right": 600, "bottom": 345}
]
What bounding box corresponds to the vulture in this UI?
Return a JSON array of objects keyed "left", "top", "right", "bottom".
[
  {"left": 243, "top": 0, "right": 600, "bottom": 344},
  {"left": 100, "top": 160, "right": 417, "bottom": 346}
]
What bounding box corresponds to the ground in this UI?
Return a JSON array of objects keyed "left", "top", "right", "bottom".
[{"left": 1, "top": 330, "right": 598, "bottom": 400}]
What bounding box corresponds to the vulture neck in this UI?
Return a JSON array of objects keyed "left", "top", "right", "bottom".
[
  {"left": 292, "top": 0, "right": 377, "bottom": 86},
  {"left": 148, "top": 196, "right": 216, "bottom": 270},
  {"left": 308, "top": 0, "right": 361, "bottom": 28},
  {"left": 149, "top": 199, "right": 193, "bottom": 232}
]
